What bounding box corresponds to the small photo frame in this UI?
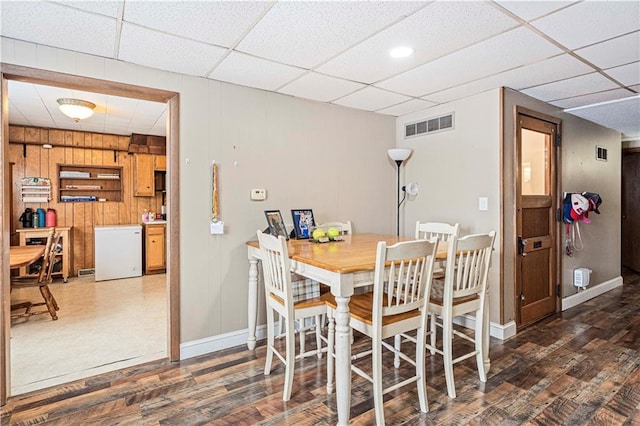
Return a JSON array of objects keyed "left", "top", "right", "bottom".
[
  {"left": 291, "top": 209, "right": 315, "bottom": 239},
  {"left": 264, "top": 210, "right": 288, "bottom": 240}
]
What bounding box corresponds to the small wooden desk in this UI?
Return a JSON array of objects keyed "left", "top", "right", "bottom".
[
  {"left": 9, "top": 245, "right": 45, "bottom": 269},
  {"left": 246, "top": 233, "right": 449, "bottom": 425}
]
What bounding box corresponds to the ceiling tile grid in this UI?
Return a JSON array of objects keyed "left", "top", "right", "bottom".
[
  {"left": 277, "top": 72, "right": 366, "bottom": 103},
  {"left": 209, "top": 51, "right": 307, "bottom": 92},
  {"left": 118, "top": 23, "right": 228, "bottom": 77},
  {"left": 574, "top": 31, "right": 640, "bottom": 70},
  {"left": 522, "top": 72, "right": 620, "bottom": 102},
  {"left": 530, "top": 1, "right": 640, "bottom": 50},
  {"left": 332, "top": 87, "right": 412, "bottom": 112},
  {"left": 377, "top": 26, "right": 563, "bottom": 97},
  {"left": 316, "top": 0, "right": 519, "bottom": 84},
  {"left": 0, "top": 1, "right": 117, "bottom": 58},
  {"left": 424, "top": 53, "right": 594, "bottom": 104},
  {"left": 235, "top": 1, "right": 426, "bottom": 69},
  {"left": 123, "top": 1, "right": 272, "bottom": 47},
  {"left": 1, "top": 0, "right": 638, "bottom": 139}
]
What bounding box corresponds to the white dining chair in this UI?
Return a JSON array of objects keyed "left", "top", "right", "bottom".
[
  {"left": 325, "top": 237, "right": 439, "bottom": 425},
  {"left": 316, "top": 220, "right": 353, "bottom": 236},
  {"left": 427, "top": 231, "right": 496, "bottom": 399},
  {"left": 256, "top": 230, "right": 332, "bottom": 401},
  {"left": 412, "top": 221, "right": 460, "bottom": 358}
]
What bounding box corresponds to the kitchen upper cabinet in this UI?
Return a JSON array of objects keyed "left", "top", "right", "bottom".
[
  {"left": 154, "top": 155, "right": 166, "bottom": 171},
  {"left": 133, "top": 154, "right": 154, "bottom": 197}
]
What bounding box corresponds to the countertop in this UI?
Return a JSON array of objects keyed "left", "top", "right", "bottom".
[{"left": 141, "top": 220, "right": 167, "bottom": 225}]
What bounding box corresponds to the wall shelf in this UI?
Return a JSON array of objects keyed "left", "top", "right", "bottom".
[{"left": 58, "top": 164, "right": 123, "bottom": 202}]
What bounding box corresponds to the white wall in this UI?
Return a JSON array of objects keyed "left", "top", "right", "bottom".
[
  {"left": 1, "top": 38, "right": 397, "bottom": 345},
  {"left": 395, "top": 89, "right": 502, "bottom": 324}
]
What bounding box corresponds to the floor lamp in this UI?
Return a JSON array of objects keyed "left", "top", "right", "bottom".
[{"left": 388, "top": 148, "right": 412, "bottom": 236}]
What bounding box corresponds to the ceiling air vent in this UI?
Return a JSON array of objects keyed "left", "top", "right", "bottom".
[
  {"left": 404, "top": 112, "right": 455, "bottom": 139},
  {"left": 596, "top": 145, "right": 608, "bottom": 161}
]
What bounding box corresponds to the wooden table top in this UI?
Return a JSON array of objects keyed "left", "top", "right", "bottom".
[
  {"left": 10, "top": 245, "right": 45, "bottom": 269},
  {"left": 247, "top": 233, "right": 448, "bottom": 274}
]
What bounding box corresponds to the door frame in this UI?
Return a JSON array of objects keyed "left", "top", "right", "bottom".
[
  {"left": 0, "top": 64, "right": 181, "bottom": 405},
  {"left": 513, "top": 106, "right": 562, "bottom": 329}
]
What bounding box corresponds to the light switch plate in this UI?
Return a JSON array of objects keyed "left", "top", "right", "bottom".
[
  {"left": 251, "top": 188, "right": 266, "bottom": 201},
  {"left": 479, "top": 197, "right": 488, "bottom": 211}
]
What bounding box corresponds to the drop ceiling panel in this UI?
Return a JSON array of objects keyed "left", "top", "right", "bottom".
[
  {"left": 210, "top": 52, "right": 306, "bottom": 92},
  {"left": 376, "top": 99, "right": 437, "bottom": 117},
  {"left": 0, "top": 1, "right": 116, "bottom": 57},
  {"left": 236, "top": 1, "right": 425, "bottom": 69},
  {"left": 332, "top": 87, "right": 412, "bottom": 112},
  {"left": 425, "top": 54, "right": 593, "bottom": 104},
  {"left": 53, "top": 0, "right": 123, "bottom": 18},
  {"left": 575, "top": 32, "right": 640, "bottom": 70},
  {"left": 531, "top": 1, "right": 640, "bottom": 50},
  {"left": 550, "top": 88, "right": 636, "bottom": 109},
  {"left": 317, "top": 1, "right": 518, "bottom": 84},
  {"left": 378, "top": 27, "right": 562, "bottom": 97},
  {"left": 565, "top": 96, "right": 640, "bottom": 139},
  {"left": 523, "top": 73, "right": 620, "bottom": 102},
  {"left": 605, "top": 62, "right": 640, "bottom": 87},
  {"left": 278, "top": 72, "right": 365, "bottom": 103},
  {"left": 119, "top": 23, "right": 227, "bottom": 77},
  {"left": 493, "top": 1, "right": 577, "bottom": 22},
  {"left": 123, "top": 1, "right": 271, "bottom": 47}
]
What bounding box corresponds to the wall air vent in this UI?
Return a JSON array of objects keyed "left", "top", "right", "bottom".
[
  {"left": 404, "top": 112, "right": 455, "bottom": 139},
  {"left": 596, "top": 145, "right": 608, "bottom": 161}
]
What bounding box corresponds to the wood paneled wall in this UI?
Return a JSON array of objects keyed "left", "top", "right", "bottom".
[{"left": 9, "top": 125, "right": 165, "bottom": 276}]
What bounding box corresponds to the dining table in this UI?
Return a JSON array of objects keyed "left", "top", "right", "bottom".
[
  {"left": 9, "top": 245, "right": 45, "bottom": 269},
  {"left": 246, "top": 232, "right": 450, "bottom": 425}
]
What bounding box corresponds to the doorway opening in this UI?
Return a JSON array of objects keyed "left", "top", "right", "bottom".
[{"left": 1, "top": 64, "right": 180, "bottom": 404}]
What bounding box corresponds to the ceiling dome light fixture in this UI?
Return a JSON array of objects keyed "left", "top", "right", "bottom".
[
  {"left": 57, "top": 98, "right": 96, "bottom": 122},
  {"left": 389, "top": 46, "right": 414, "bottom": 59}
]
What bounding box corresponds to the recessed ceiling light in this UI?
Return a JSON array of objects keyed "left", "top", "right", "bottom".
[{"left": 389, "top": 46, "right": 414, "bottom": 59}]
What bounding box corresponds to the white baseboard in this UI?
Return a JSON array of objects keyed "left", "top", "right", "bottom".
[
  {"left": 561, "top": 276, "right": 623, "bottom": 311},
  {"left": 452, "top": 316, "right": 517, "bottom": 340},
  {"left": 181, "top": 277, "right": 622, "bottom": 359},
  {"left": 180, "top": 325, "right": 267, "bottom": 360}
]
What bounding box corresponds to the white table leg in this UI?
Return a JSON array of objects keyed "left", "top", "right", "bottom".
[
  {"left": 334, "top": 295, "right": 351, "bottom": 425},
  {"left": 247, "top": 258, "right": 259, "bottom": 350}
]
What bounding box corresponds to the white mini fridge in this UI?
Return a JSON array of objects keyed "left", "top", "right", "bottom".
[{"left": 94, "top": 225, "right": 142, "bottom": 281}]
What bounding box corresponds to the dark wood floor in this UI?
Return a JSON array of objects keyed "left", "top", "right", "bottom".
[{"left": 2, "top": 275, "right": 640, "bottom": 425}]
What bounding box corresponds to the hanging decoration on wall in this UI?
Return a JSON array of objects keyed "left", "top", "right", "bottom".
[
  {"left": 563, "top": 191, "right": 603, "bottom": 257},
  {"left": 210, "top": 161, "right": 224, "bottom": 234}
]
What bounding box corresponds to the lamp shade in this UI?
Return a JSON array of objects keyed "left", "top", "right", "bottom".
[
  {"left": 388, "top": 148, "right": 412, "bottom": 162},
  {"left": 57, "top": 98, "right": 96, "bottom": 122},
  {"left": 404, "top": 182, "right": 419, "bottom": 196}
]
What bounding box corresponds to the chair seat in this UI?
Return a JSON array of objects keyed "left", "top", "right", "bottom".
[
  {"left": 326, "top": 292, "right": 421, "bottom": 327},
  {"left": 429, "top": 280, "right": 480, "bottom": 307},
  {"left": 270, "top": 291, "right": 334, "bottom": 310}
]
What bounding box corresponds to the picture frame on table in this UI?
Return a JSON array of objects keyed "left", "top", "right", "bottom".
[
  {"left": 291, "top": 209, "right": 315, "bottom": 239},
  {"left": 264, "top": 210, "right": 289, "bottom": 240}
]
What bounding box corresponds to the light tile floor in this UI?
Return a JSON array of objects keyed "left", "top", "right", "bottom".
[{"left": 9, "top": 274, "right": 167, "bottom": 395}]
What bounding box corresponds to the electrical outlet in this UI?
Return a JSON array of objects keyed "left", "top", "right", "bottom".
[{"left": 251, "top": 188, "right": 266, "bottom": 201}]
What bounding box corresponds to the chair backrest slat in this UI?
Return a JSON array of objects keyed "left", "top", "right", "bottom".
[
  {"left": 445, "top": 231, "right": 496, "bottom": 301},
  {"left": 257, "top": 231, "right": 293, "bottom": 308},
  {"left": 415, "top": 221, "right": 459, "bottom": 242},
  {"left": 375, "top": 238, "right": 438, "bottom": 319}
]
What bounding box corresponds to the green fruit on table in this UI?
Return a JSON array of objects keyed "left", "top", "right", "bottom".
[
  {"left": 327, "top": 227, "right": 340, "bottom": 238},
  {"left": 312, "top": 228, "right": 326, "bottom": 240}
]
